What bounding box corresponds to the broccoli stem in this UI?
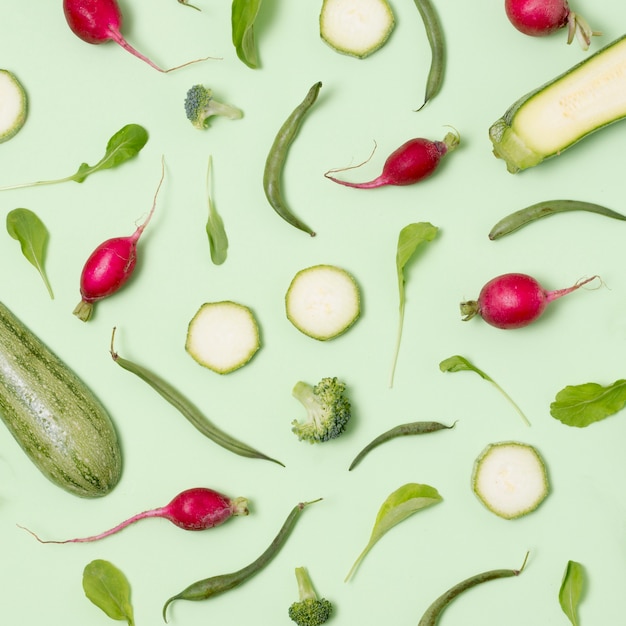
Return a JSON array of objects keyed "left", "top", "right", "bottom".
[{"left": 295, "top": 567, "right": 318, "bottom": 601}]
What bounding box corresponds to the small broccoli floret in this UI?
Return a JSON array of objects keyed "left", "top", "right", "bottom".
[
  {"left": 291, "top": 377, "right": 351, "bottom": 443},
  {"left": 288, "top": 567, "right": 333, "bottom": 626},
  {"left": 184, "top": 84, "right": 243, "bottom": 130}
]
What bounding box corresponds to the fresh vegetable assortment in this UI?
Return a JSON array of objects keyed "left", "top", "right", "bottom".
[{"left": 1, "top": 1, "right": 626, "bottom": 625}]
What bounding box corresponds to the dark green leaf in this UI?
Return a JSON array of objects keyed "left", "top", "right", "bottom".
[
  {"left": 559, "top": 560, "right": 585, "bottom": 626},
  {"left": 550, "top": 380, "right": 626, "bottom": 427},
  {"left": 205, "top": 156, "right": 228, "bottom": 265},
  {"left": 6, "top": 208, "right": 53, "bottom": 298},
  {"left": 232, "top": 0, "right": 263, "bottom": 68},
  {"left": 83, "top": 559, "right": 135, "bottom": 625}
]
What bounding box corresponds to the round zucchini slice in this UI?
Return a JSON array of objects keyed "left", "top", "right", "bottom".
[{"left": 0, "top": 69, "right": 27, "bottom": 143}]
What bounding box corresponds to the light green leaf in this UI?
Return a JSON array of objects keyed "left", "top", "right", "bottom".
[
  {"left": 559, "top": 560, "right": 585, "bottom": 626},
  {"left": 345, "top": 483, "right": 442, "bottom": 582},
  {"left": 205, "top": 156, "right": 228, "bottom": 265},
  {"left": 82, "top": 559, "right": 135, "bottom": 625},
  {"left": 232, "top": 0, "right": 263, "bottom": 68},
  {"left": 550, "top": 380, "right": 626, "bottom": 427},
  {"left": 6, "top": 208, "right": 53, "bottom": 298}
]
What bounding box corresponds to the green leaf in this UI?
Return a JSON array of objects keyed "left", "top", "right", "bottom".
[
  {"left": 345, "top": 483, "right": 442, "bottom": 582},
  {"left": 82, "top": 559, "right": 135, "bottom": 626},
  {"left": 559, "top": 560, "right": 585, "bottom": 626},
  {"left": 232, "top": 0, "right": 263, "bottom": 68},
  {"left": 6, "top": 208, "right": 53, "bottom": 298},
  {"left": 205, "top": 156, "right": 228, "bottom": 265},
  {"left": 550, "top": 380, "right": 626, "bottom": 427},
  {"left": 389, "top": 222, "right": 438, "bottom": 387}
]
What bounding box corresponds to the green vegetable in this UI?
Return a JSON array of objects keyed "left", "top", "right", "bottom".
[
  {"left": 6, "top": 208, "right": 53, "bottom": 299},
  {"left": 559, "top": 560, "right": 585, "bottom": 626},
  {"left": 345, "top": 483, "right": 442, "bottom": 582},
  {"left": 472, "top": 441, "right": 548, "bottom": 519},
  {"left": 185, "top": 301, "right": 260, "bottom": 374},
  {"left": 263, "top": 82, "right": 322, "bottom": 236},
  {"left": 0, "top": 124, "right": 148, "bottom": 191},
  {"left": 178, "top": 0, "right": 200, "bottom": 10},
  {"left": 231, "top": 0, "right": 263, "bottom": 68},
  {"left": 286, "top": 264, "right": 360, "bottom": 340},
  {"left": 417, "top": 553, "right": 528, "bottom": 625},
  {"left": 82, "top": 559, "right": 135, "bottom": 626},
  {"left": 439, "top": 355, "right": 530, "bottom": 426},
  {"left": 389, "top": 222, "right": 438, "bottom": 387},
  {"left": 550, "top": 379, "right": 626, "bottom": 427},
  {"left": 348, "top": 421, "right": 455, "bottom": 470},
  {"left": 162, "top": 499, "right": 321, "bottom": 619},
  {"left": 291, "top": 377, "right": 351, "bottom": 443},
  {"left": 184, "top": 85, "right": 243, "bottom": 130},
  {"left": 0, "top": 302, "right": 121, "bottom": 497},
  {"left": 319, "top": 0, "right": 395, "bottom": 59},
  {"left": 488, "top": 199, "right": 626, "bottom": 240},
  {"left": 490, "top": 34, "right": 626, "bottom": 173},
  {"left": 0, "top": 69, "right": 27, "bottom": 143},
  {"left": 204, "top": 157, "right": 228, "bottom": 265},
  {"left": 288, "top": 566, "right": 333, "bottom": 626}
]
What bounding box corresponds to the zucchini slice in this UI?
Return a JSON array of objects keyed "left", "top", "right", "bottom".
[
  {"left": 489, "top": 34, "right": 626, "bottom": 173},
  {"left": 0, "top": 69, "right": 27, "bottom": 143}
]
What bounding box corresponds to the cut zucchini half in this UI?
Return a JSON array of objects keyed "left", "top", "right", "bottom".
[
  {"left": 185, "top": 301, "right": 260, "bottom": 374},
  {"left": 0, "top": 69, "right": 27, "bottom": 143},
  {"left": 472, "top": 441, "right": 549, "bottom": 520},
  {"left": 320, "top": 0, "right": 395, "bottom": 59},
  {"left": 286, "top": 264, "right": 360, "bottom": 341},
  {"left": 489, "top": 34, "right": 626, "bottom": 173}
]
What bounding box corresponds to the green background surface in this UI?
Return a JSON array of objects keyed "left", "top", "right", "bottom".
[{"left": 1, "top": 1, "right": 626, "bottom": 624}]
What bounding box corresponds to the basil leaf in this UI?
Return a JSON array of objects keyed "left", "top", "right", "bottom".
[
  {"left": 205, "top": 156, "right": 228, "bottom": 265},
  {"left": 550, "top": 380, "right": 626, "bottom": 427},
  {"left": 345, "top": 483, "right": 442, "bottom": 582},
  {"left": 559, "top": 560, "right": 585, "bottom": 626},
  {"left": 232, "top": 0, "right": 263, "bottom": 68},
  {"left": 82, "top": 559, "right": 135, "bottom": 625},
  {"left": 6, "top": 208, "right": 53, "bottom": 298},
  {"left": 389, "top": 222, "right": 438, "bottom": 387}
]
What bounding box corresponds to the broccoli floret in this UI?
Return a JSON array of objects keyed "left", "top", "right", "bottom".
[
  {"left": 291, "top": 377, "right": 351, "bottom": 443},
  {"left": 184, "top": 85, "right": 243, "bottom": 130},
  {"left": 288, "top": 567, "right": 333, "bottom": 626}
]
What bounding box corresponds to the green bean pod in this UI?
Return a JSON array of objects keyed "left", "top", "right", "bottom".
[
  {"left": 263, "top": 82, "right": 322, "bottom": 237},
  {"left": 413, "top": 0, "right": 445, "bottom": 110},
  {"left": 348, "top": 421, "right": 455, "bottom": 471},
  {"left": 489, "top": 199, "right": 626, "bottom": 239},
  {"left": 162, "top": 499, "right": 321, "bottom": 621},
  {"left": 418, "top": 553, "right": 528, "bottom": 626},
  {"left": 109, "top": 329, "right": 283, "bottom": 466}
]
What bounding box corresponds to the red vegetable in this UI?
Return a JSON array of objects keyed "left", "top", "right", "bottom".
[
  {"left": 73, "top": 162, "right": 164, "bottom": 322},
  {"left": 20, "top": 487, "right": 249, "bottom": 543},
  {"left": 460, "top": 272, "right": 598, "bottom": 329},
  {"left": 324, "top": 131, "right": 459, "bottom": 189}
]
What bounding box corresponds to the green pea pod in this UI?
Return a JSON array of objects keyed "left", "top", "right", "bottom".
[{"left": 413, "top": 0, "right": 445, "bottom": 110}]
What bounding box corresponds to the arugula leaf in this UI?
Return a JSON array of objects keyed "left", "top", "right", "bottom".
[
  {"left": 550, "top": 379, "right": 626, "bottom": 427},
  {"left": 205, "top": 156, "right": 228, "bottom": 265},
  {"left": 559, "top": 560, "right": 585, "bottom": 626},
  {"left": 6, "top": 208, "right": 53, "bottom": 298},
  {"left": 389, "top": 222, "right": 438, "bottom": 387},
  {"left": 83, "top": 559, "right": 135, "bottom": 626},
  {"left": 232, "top": 0, "right": 263, "bottom": 68}
]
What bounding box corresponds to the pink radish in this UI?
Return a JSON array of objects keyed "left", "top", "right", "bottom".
[
  {"left": 324, "top": 130, "right": 459, "bottom": 189},
  {"left": 504, "top": 0, "right": 599, "bottom": 49},
  {"left": 72, "top": 160, "right": 164, "bottom": 322},
  {"left": 460, "top": 272, "right": 599, "bottom": 329},
  {"left": 19, "top": 487, "right": 249, "bottom": 543},
  {"left": 63, "top": 0, "right": 209, "bottom": 72}
]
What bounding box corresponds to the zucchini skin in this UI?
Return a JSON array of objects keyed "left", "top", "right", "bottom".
[
  {"left": 0, "top": 302, "right": 122, "bottom": 497},
  {"left": 490, "top": 34, "right": 626, "bottom": 172}
]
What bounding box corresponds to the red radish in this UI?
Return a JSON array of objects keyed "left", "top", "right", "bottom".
[
  {"left": 504, "top": 0, "right": 599, "bottom": 49},
  {"left": 19, "top": 487, "right": 249, "bottom": 543},
  {"left": 324, "top": 130, "right": 459, "bottom": 189},
  {"left": 63, "top": 0, "right": 209, "bottom": 72},
  {"left": 460, "top": 272, "right": 599, "bottom": 329},
  {"left": 73, "top": 161, "right": 164, "bottom": 322}
]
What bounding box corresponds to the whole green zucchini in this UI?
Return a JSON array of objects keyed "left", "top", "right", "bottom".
[{"left": 0, "top": 302, "right": 122, "bottom": 497}]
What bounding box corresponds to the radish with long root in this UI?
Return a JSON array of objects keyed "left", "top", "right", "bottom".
[
  {"left": 19, "top": 487, "right": 249, "bottom": 543},
  {"left": 460, "top": 272, "right": 599, "bottom": 329},
  {"left": 73, "top": 160, "right": 164, "bottom": 322}
]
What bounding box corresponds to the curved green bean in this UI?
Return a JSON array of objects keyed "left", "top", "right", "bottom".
[
  {"left": 413, "top": 0, "right": 445, "bottom": 111},
  {"left": 109, "top": 329, "right": 284, "bottom": 466},
  {"left": 489, "top": 199, "right": 626, "bottom": 240},
  {"left": 263, "top": 82, "right": 322, "bottom": 236},
  {"left": 162, "top": 499, "right": 321, "bottom": 621},
  {"left": 348, "top": 421, "right": 455, "bottom": 471}
]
